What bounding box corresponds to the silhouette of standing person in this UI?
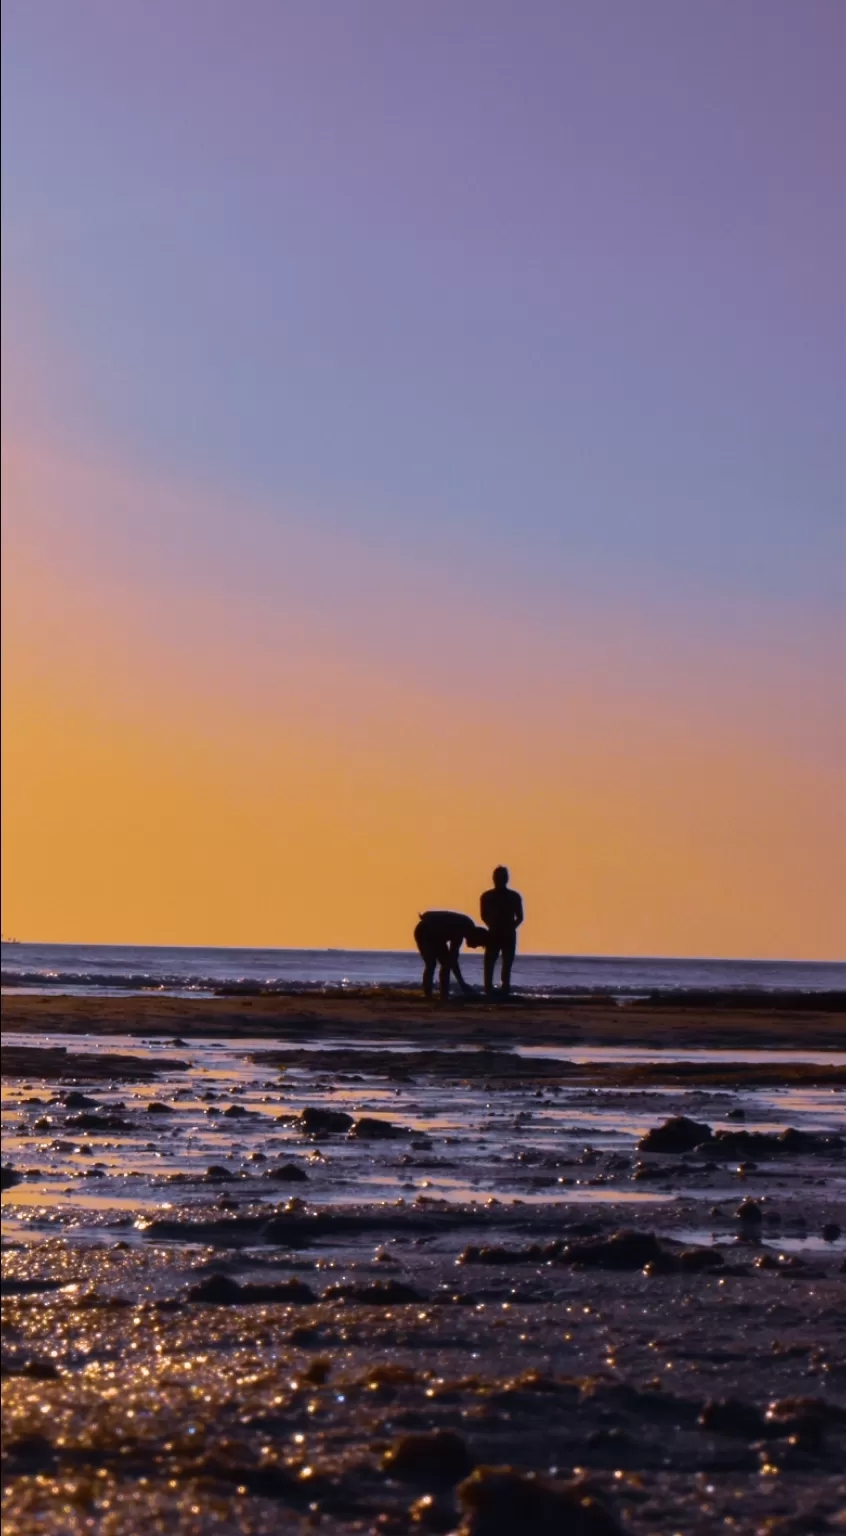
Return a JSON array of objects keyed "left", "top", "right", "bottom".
[
  {"left": 480, "top": 866, "right": 524, "bottom": 998},
  {"left": 414, "top": 911, "right": 487, "bottom": 1000}
]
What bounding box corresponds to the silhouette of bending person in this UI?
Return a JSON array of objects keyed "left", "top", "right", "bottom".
[
  {"left": 480, "top": 866, "right": 524, "bottom": 998},
  {"left": 414, "top": 911, "right": 487, "bottom": 1000}
]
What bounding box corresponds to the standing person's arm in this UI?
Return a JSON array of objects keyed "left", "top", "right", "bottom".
[{"left": 514, "top": 893, "right": 524, "bottom": 928}]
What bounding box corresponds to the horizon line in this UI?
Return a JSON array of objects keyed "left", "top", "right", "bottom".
[{"left": 1, "top": 939, "right": 843, "bottom": 967}]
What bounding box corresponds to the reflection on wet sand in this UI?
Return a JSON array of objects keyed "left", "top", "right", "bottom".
[{"left": 2, "top": 1008, "right": 845, "bottom": 1534}]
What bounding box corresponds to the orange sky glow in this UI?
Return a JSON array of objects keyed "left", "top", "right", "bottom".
[{"left": 3, "top": 418, "right": 843, "bottom": 959}]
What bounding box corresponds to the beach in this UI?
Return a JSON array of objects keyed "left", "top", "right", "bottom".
[
  {"left": 2, "top": 990, "right": 845, "bottom": 1533},
  {"left": 3, "top": 987, "right": 844, "bottom": 1049}
]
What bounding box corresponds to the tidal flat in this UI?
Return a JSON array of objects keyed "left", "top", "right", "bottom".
[{"left": 2, "top": 994, "right": 845, "bottom": 1533}]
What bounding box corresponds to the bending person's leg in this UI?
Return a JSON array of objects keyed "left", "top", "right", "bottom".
[
  {"left": 437, "top": 942, "right": 452, "bottom": 1000},
  {"left": 450, "top": 943, "right": 473, "bottom": 997},
  {"left": 415, "top": 925, "right": 437, "bottom": 999}
]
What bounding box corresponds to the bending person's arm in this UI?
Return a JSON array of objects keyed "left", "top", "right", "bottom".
[{"left": 449, "top": 939, "right": 472, "bottom": 994}]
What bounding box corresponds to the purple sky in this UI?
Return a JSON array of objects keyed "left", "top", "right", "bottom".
[
  {"left": 3, "top": 0, "right": 844, "bottom": 609},
  {"left": 2, "top": 1, "right": 844, "bottom": 955}
]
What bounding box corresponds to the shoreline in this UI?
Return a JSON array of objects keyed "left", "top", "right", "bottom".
[{"left": 2, "top": 989, "right": 844, "bottom": 1050}]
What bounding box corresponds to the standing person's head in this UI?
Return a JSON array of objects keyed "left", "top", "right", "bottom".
[{"left": 493, "top": 866, "right": 509, "bottom": 889}]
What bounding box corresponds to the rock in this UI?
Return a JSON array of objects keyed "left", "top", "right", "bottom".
[
  {"left": 146, "top": 1102, "right": 174, "bottom": 1114},
  {"left": 709, "top": 1127, "right": 843, "bottom": 1158},
  {"left": 699, "top": 1398, "right": 767, "bottom": 1438},
  {"left": 765, "top": 1398, "right": 829, "bottom": 1451},
  {"left": 455, "top": 1466, "right": 623, "bottom": 1535},
  {"left": 383, "top": 1430, "right": 474, "bottom": 1486},
  {"left": 222, "top": 1104, "right": 251, "bottom": 1118},
  {"left": 323, "top": 1279, "right": 422, "bottom": 1304},
  {"left": 350, "top": 1117, "right": 412, "bottom": 1139},
  {"left": 205, "top": 1165, "right": 235, "bottom": 1182},
  {"left": 458, "top": 1243, "right": 547, "bottom": 1265},
  {"left": 822, "top": 1223, "right": 841, "bottom": 1242},
  {"left": 561, "top": 1229, "right": 665, "bottom": 1270},
  {"left": 187, "top": 1273, "right": 315, "bottom": 1305},
  {"left": 637, "top": 1116, "right": 712, "bottom": 1153},
  {"left": 632, "top": 1162, "right": 672, "bottom": 1181},
  {"left": 3, "top": 1435, "right": 57, "bottom": 1473},
  {"left": 55, "top": 1091, "right": 99, "bottom": 1109},
  {"left": 264, "top": 1163, "right": 308, "bottom": 1182},
  {"left": 408, "top": 1492, "right": 456, "bottom": 1531},
  {"left": 65, "top": 1112, "right": 133, "bottom": 1132},
  {"left": 1, "top": 1165, "right": 21, "bottom": 1190},
  {"left": 678, "top": 1247, "right": 725, "bottom": 1272},
  {"left": 1, "top": 1356, "right": 59, "bottom": 1380},
  {"left": 299, "top": 1106, "right": 354, "bottom": 1134},
  {"left": 736, "top": 1198, "right": 763, "bottom": 1225}
]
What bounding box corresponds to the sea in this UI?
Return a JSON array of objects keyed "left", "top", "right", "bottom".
[{"left": 1, "top": 941, "right": 843, "bottom": 998}]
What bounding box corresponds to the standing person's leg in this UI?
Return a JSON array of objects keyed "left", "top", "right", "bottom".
[
  {"left": 484, "top": 939, "right": 500, "bottom": 997},
  {"left": 415, "top": 924, "right": 437, "bottom": 999},
  {"left": 500, "top": 935, "right": 517, "bottom": 997}
]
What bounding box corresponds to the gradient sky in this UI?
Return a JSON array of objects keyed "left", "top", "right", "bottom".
[{"left": 2, "top": 0, "right": 844, "bottom": 957}]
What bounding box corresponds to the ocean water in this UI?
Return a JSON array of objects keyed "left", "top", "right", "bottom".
[{"left": 2, "top": 941, "right": 843, "bottom": 997}]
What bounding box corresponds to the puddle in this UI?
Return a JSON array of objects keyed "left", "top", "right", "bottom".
[
  {"left": 675, "top": 1227, "right": 846, "bottom": 1254},
  {"left": 3, "top": 1030, "right": 844, "bottom": 1241}
]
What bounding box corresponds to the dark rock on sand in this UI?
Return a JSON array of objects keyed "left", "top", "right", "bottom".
[
  {"left": 822, "top": 1222, "right": 841, "bottom": 1242},
  {"left": 1, "top": 1278, "right": 66, "bottom": 1297},
  {"left": 699, "top": 1398, "right": 767, "bottom": 1438},
  {"left": 2, "top": 1435, "right": 58, "bottom": 1474},
  {"left": 54, "top": 1091, "right": 99, "bottom": 1109},
  {"left": 299, "top": 1106, "right": 354, "bottom": 1134},
  {"left": 458, "top": 1242, "right": 548, "bottom": 1265},
  {"left": 187, "top": 1273, "right": 315, "bottom": 1305},
  {"left": 264, "top": 1162, "right": 308, "bottom": 1181},
  {"left": 562, "top": 1229, "right": 664, "bottom": 1269},
  {"left": 711, "top": 1127, "right": 843, "bottom": 1158},
  {"left": 736, "top": 1198, "right": 764, "bottom": 1225},
  {"left": 455, "top": 1466, "right": 622, "bottom": 1535},
  {"left": 766, "top": 1395, "right": 845, "bottom": 1449},
  {"left": 637, "top": 1116, "right": 712, "bottom": 1153},
  {"left": 383, "top": 1429, "right": 474, "bottom": 1486},
  {"left": 350, "top": 1116, "right": 412, "bottom": 1139},
  {"left": 1, "top": 1165, "right": 21, "bottom": 1190},
  {"left": 0, "top": 1355, "right": 59, "bottom": 1380},
  {"left": 222, "top": 1104, "right": 251, "bottom": 1118},
  {"left": 205, "top": 1165, "right": 236, "bottom": 1182},
  {"left": 191, "top": 1454, "right": 300, "bottom": 1497},
  {"left": 147, "top": 1101, "right": 175, "bottom": 1114},
  {"left": 322, "top": 1279, "right": 422, "bottom": 1304},
  {"left": 678, "top": 1246, "right": 725, "bottom": 1272}
]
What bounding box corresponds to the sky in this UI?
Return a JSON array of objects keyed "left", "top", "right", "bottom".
[{"left": 2, "top": 0, "right": 844, "bottom": 957}]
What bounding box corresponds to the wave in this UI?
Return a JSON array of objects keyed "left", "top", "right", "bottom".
[{"left": 3, "top": 965, "right": 845, "bottom": 1008}]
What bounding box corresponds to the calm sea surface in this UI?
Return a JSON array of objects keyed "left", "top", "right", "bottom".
[{"left": 2, "top": 941, "right": 843, "bottom": 997}]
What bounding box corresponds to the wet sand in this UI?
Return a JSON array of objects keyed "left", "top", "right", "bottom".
[
  {"left": 2, "top": 995, "right": 845, "bottom": 1533},
  {"left": 3, "top": 988, "right": 845, "bottom": 1049}
]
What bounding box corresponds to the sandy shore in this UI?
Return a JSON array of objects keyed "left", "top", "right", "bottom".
[
  {"left": 3, "top": 989, "right": 844, "bottom": 1050},
  {"left": 3, "top": 994, "right": 844, "bottom": 1533}
]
